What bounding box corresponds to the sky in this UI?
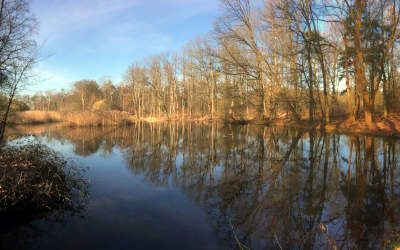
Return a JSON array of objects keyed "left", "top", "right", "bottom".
[{"left": 29, "top": 0, "right": 220, "bottom": 93}]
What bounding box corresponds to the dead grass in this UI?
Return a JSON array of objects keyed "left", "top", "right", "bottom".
[
  {"left": 139, "top": 114, "right": 222, "bottom": 123},
  {"left": 8, "top": 111, "right": 63, "bottom": 125},
  {"left": 8, "top": 111, "right": 135, "bottom": 127},
  {"left": 140, "top": 117, "right": 170, "bottom": 123},
  {"left": 65, "top": 111, "right": 134, "bottom": 127},
  {"left": 8, "top": 111, "right": 223, "bottom": 126},
  {"left": 0, "top": 144, "right": 87, "bottom": 216}
]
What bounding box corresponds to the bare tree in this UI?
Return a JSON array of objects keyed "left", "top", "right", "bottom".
[{"left": 0, "top": 0, "right": 37, "bottom": 140}]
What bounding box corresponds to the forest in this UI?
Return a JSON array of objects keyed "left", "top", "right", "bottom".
[{"left": 15, "top": 0, "right": 400, "bottom": 130}]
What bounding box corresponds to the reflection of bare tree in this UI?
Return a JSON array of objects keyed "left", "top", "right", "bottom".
[
  {"left": 10, "top": 124, "right": 400, "bottom": 249},
  {"left": 339, "top": 137, "right": 400, "bottom": 249}
]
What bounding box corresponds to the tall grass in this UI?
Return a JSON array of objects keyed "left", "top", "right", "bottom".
[
  {"left": 8, "top": 111, "right": 63, "bottom": 125},
  {"left": 8, "top": 111, "right": 135, "bottom": 126},
  {"left": 65, "top": 111, "right": 134, "bottom": 126},
  {"left": 8, "top": 110, "right": 222, "bottom": 127}
]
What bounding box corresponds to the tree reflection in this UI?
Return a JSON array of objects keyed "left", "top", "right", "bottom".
[{"left": 12, "top": 123, "right": 400, "bottom": 249}]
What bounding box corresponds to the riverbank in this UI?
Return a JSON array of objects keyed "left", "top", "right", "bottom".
[
  {"left": 7, "top": 111, "right": 217, "bottom": 126},
  {"left": 7, "top": 111, "right": 400, "bottom": 137},
  {"left": 0, "top": 144, "right": 87, "bottom": 219},
  {"left": 7, "top": 110, "right": 135, "bottom": 126},
  {"left": 270, "top": 114, "right": 400, "bottom": 138}
]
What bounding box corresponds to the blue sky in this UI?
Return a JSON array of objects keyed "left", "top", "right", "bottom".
[{"left": 29, "top": 0, "right": 220, "bottom": 93}]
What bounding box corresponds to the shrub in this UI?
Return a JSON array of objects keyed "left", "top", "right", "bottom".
[{"left": 0, "top": 144, "right": 87, "bottom": 217}]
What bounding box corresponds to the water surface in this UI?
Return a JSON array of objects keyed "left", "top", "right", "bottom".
[{"left": 2, "top": 123, "right": 400, "bottom": 249}]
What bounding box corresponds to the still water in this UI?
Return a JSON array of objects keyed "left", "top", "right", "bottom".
[{"left": 1, "top": 123, "right": 400, "bottom": 249}]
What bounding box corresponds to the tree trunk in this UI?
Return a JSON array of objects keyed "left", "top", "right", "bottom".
[
  {"left": 353, "top": 0, "right": 372, "bottom": 125},
  {"left": 0, "top": 86, "right": 17, "bottom": 141}
]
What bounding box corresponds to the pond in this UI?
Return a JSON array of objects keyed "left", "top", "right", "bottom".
[{"left": 1, "top": 123, "right": 400, "bottom": 249}]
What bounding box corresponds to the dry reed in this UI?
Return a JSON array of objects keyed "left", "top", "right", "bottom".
[
  {"left": 0, "top": 144, "right": 87, "bottom": 216},
  {"left": 8, "top": 110, "right": 135, "bottom": 127},
  {"left": 8, "top": 111, "right": 63, "bottom": 125}
]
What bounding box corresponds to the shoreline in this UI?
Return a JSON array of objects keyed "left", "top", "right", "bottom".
[
  {"left": 271, "top": 120, "right": 400, "bottom": 138},
  {"left": 6, "top": 111, "right": 400, "bottom": 138}
]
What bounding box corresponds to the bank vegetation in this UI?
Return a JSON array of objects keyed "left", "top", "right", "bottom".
[{"left": 0, "top": 144, "right": 87, "bottom": 218}]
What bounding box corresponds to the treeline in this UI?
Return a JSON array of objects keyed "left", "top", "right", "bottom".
[{"left": 30, "top": 0, "right": 400, "bottom": 124}]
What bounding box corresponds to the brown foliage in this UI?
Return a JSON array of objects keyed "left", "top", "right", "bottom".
[{"left": 0, "top": 144, "right": 87, "bottom": 216}]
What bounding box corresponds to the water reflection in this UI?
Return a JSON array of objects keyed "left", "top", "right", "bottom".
[{"left": 7, "top": 123, "right": 400, "bottom": 249}]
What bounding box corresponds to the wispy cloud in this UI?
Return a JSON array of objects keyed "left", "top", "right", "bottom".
[
  {"left": 31, "top": 0, "right": 219, "bottom": 92},
  {"left": 35, "top": 0, "right": 217, "bottom": 38},
  {"left": 35, "top": 0, "right": 140, "bottom": 36}
]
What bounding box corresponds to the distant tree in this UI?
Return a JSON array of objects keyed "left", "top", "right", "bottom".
[
  {"left": 100, "top": 80, "right": 118, "bottom": 110},
  {"left": 72, "top": 80, "right": 101, "bottom": 112}
]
